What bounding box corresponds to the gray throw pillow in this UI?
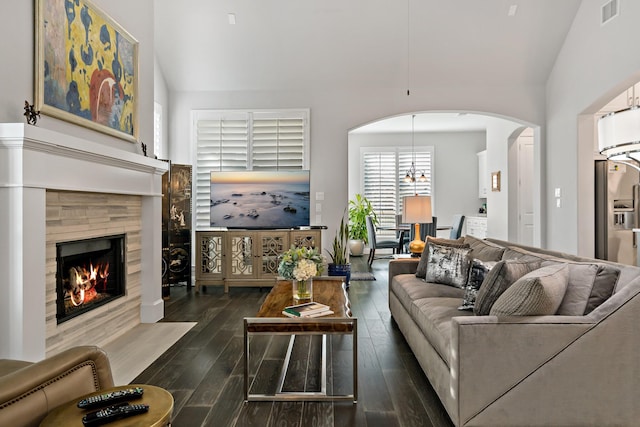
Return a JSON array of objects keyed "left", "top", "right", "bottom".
[
  {"left": 459, "top": 259, "right": 497, "bottom": 310},
  {"left": 489, "top": 263, "right": 570, "bottom": 316},
  {"left": 424, "top": 242, "right": 472, "bottom": 289},
  {"left": 463, "top": 235, "right": 506, "bottom": 262},
  {"left": 540, "top": 260, "right": 620, "bottom": 315},
  {"left": 473, "top": 259, "right": 542, "bottom": 315},
  {"left": 415, "top": 236, "right": 466, "bottom": 279}
]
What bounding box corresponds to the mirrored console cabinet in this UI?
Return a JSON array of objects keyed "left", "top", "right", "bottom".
[{"left": 195, "top": 229, "right": 322, "bottom": 293}]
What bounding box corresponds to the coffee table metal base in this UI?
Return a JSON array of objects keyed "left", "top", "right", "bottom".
[{"left": 244, "top": 317, "right": 357, "bottom": 403}]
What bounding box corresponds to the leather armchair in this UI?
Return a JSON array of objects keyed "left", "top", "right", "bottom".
[{"left": 0, "top": 346, "right": 114, "bottom": 427}]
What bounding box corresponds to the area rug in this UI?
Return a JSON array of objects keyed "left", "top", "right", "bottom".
[
  {"left": 350, "top": 271, "right": 376, "bottom": 281},
  {"left": 102, "top": 322, "right": 196, "bottom": 384}
]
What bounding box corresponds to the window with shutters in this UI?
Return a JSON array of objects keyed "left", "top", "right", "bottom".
[
  {"left": 193, "top": 109, "right": 309, "bottom": 229},
  {"left": 361, "top": 147, "right": 433, "bottom": 237}
]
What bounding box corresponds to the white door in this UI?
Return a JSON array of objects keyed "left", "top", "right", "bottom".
[{"left": 518, "top": 131, "right": 534, "bottom": 245}]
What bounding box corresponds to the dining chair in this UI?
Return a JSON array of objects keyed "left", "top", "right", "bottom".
[
  {"left": 366, "top": 216, "right": 402, "bottom": 266},
  {"left": 449, "top": 214, "right": 465, "bottom": 239},
  {"left": 396, "top": 214, "right": 410, "bottom": 249}
]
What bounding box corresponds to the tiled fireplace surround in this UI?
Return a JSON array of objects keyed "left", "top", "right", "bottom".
[{"left": 0, "top": 124, "right": 168, "bottom": 361}]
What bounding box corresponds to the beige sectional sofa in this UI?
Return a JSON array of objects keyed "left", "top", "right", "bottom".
[{"left": 388, "top": 236, "right": 640, "bottom": 427}]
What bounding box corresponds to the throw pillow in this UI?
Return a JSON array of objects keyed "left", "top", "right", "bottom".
[
  {"left": 459, "top": 259, "right": 497, "bottom": 310},
  {"left": 540, "top": 260, "right": 620, "bottom": 315},
  {"left": 424, "top": 242, "right": 472, "bottom": 288},
  {"left": 415, "top": 236, "right": 466, "bottom": 279},
  {"left": 473, "top": 259, "right": 542, "bottom": 316},
  {"left": 489, "top": 263, "right": 570, "bottom": 316},
  {"left": 463, "top": 235, "right": 506, "bottom": 262}
]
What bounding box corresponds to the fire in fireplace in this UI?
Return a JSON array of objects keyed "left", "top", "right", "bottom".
[{"left": 56, "top": 234, "right": 126, "bottom": 324}]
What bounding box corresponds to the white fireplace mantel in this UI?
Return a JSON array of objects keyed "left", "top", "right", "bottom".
[{"left": 0, "top": 123, "right": 169, "bottom": 361}]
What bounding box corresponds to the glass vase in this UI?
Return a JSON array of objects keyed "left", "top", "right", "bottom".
[{"left": 292, "top": 278, "right": 313, "bottom": 303}]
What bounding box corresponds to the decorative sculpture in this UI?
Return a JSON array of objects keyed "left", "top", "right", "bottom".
[
  {"left": 141, "top": 141, "right": 147, "bottom": 157},
  {"left": 24, "top": 100, "right": 41, "bottom": 125}
]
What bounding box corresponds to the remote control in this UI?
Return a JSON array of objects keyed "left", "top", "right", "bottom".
[
  {"left": 77, "top": 387, "right": 144, "bottom": 409},
  {"left": 82, "top": 403, "right": 149, "bottom": 426}
]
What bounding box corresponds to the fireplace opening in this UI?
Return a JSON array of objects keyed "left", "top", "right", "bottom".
[{"left": 56, "top": 234, "right": 126, "bottom": 324}]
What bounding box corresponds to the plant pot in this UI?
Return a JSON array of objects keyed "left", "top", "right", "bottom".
[
  {"left": 348, "top": 239, "right": 365, "bottom": 257},
  {"left": 327, "top": 263, "right": 351, "bottom": 286}
]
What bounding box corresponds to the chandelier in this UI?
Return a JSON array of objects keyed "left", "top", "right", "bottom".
[
  {"left": 404, "top": 114, "right": 427, "bottom": 183},
  {"left": 598, "top": 85, "right": 640, "bottom": 171}
]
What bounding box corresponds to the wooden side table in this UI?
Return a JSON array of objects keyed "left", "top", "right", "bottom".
[{"left": 40, "top": 384, "right": 173, "bottom": 427}]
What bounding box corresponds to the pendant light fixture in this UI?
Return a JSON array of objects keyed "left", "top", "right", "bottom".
[
  {"left": 598, "top": 85, "right": 640, "bottom": 171},
  {"left": 404, "top": 114, "right": 427, "bottom": 183}
]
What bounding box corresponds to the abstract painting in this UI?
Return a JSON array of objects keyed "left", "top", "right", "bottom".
[{"left": 35, "top": 0, "right": 138, "bottom": 142}]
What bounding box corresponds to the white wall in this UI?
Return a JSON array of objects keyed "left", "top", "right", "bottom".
[
  {"left": 546, "top": 0, "right": 640, "bottom": 255},
  {"left": 0, "top": 0, "right": 155, "bottom": 153},
  {"left": 348, "top": 131, "right": 487, "bottom": 225},
  {"left": 485, "top": 117, "right": 524, "bottom": 240},
  {"left": 154, "top": 57, "right": 170, "bottom": 159},
  {"left": 169, "top": 84, "right": 546, "bottom": 247}
]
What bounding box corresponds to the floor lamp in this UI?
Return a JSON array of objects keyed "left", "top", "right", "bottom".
[{"left": 402, "top": 195, "right": 432, "bottom": 256}]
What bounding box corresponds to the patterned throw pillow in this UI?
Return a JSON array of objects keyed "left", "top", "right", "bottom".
[
  {"left": 459, "top": 259, "right": 497, "bottom": 310},
  {"left": 473, "top": 259, "right": 542, "bottom": 316},
  {"left": 489, "top": 263, "right": 570, "bottom": 316},
  {"left": 424, "top": 242, "right": 472, "bottom": 289},
  {"left": 415, "top": 236, "right": 466, "bottom": 279}
]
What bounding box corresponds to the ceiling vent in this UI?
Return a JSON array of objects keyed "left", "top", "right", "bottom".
[{"left": 602, "top": 0, "right": 619, "bottom": 25}]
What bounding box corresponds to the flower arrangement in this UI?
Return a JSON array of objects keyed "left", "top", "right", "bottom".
[{"left": 278, "top": 245, "right": 325, "bottom": 281}]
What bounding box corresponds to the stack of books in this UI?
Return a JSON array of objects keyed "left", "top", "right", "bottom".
[{"left": 282, "top": 302, "right": 334, "bottom": 318}]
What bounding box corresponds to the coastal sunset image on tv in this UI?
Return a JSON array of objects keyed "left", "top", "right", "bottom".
[{"left": 210, "top": 170, "right": 310, "bottom": 229}]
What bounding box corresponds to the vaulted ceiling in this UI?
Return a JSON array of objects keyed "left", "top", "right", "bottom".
[{"left": 154, "top": 0, "right": 582, "bottom": 93}]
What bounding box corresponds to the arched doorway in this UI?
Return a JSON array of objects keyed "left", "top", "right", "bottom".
[{"left": 348, "top": 111, "right": 541, "bottom": 245}]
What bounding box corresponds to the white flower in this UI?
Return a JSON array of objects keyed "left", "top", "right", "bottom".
[{"left": 292, "top": 258, "right": 317, "bottom": 281}]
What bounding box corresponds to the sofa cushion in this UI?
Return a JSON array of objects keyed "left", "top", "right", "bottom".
[
  {"left": 489, "top": 263, "right": 569, "bottom": 316},
  {"left": 463, "top": 235, "right": 506, "bottom": 262},
  {"left": 415, "top": 236, "right": 466, "bottom": 279},
  {"left": 411, "top": 297, "right": 474, "bottom": 366},
  {"left": 501, "top": 246, "right": 553, "bottom": 263},
  {"left": 474, "top": 259, "right": 542, "bottom": 315},
  {"left": 424, "top": 243, "right": 472, "bottom": 288},
  {"left": 459, "top": 259, "right": 497, "bottom": 311},
  {"left": 539, "top": 260, "right": 620, "bottom": 315},
  {"left": 391, "top": 274, "right": 466, "bottom": 315}
]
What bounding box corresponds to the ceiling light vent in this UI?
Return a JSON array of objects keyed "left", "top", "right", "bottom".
[{"left": 601, "top": 0, "right": 619, "bottom": 25}]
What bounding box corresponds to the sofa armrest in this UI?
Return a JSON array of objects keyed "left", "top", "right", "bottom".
[
  {"left": 0, "top": 345, "right": 114, "bottom": 427},
  {"left": 388, "top": 258, "right": 419, "bottom": 289},
  {"left": 450, "top": 315, "right": 594, "bottom": 425}
]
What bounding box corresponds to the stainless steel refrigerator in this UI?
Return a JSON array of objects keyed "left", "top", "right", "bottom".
[{"left": 595, "top": 160, "right": 639, "bottom": 265}]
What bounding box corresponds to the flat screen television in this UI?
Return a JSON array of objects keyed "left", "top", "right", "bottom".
[{"left": 210, "top": 170, "right": 310, "bottom": 229}]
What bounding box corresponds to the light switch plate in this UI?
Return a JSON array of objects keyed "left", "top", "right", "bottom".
[{"left": 554, "top": 188, "right": 561, "bottom": 198}]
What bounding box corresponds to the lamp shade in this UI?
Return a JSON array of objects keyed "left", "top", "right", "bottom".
[
  {"left": 598, "top": 107, "right": 640, "bottom": 160},
  {"left": 402, "top": 195, "right": 432, "bottom": 224}
]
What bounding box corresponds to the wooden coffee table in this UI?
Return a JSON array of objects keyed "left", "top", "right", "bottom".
[
  {"left": 243, "top": 276, "right": 357, "bottom": 402},
  {"left": 40, "top": 384, "right": 173, "bottom": 427}
]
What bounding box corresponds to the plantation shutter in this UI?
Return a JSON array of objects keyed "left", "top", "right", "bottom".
[
  {"left": 362, "top": 148, "right": 433, "bottom": 237},
  {"left": 363, "top": 151, "right": 397, "bottom": 229},
  {"left": 194, "top": 109, "right": 309, "bottom": 229},
  {"left": 252, "top": 111, "right": 306, "bottom": 170},
  {"left": 195, "top": 112, "right": 249, "bottom": 228},
  {"left": 398, "top": 150, "right": 432, "bottom": 212}
]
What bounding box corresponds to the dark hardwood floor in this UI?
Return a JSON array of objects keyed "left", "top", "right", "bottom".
[{"left": 133, "top": 255, "right": 454, "bottom": 427}]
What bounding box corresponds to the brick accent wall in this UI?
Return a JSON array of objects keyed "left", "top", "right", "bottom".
[{"left": 45, "top": 191, "right": 142, "bottom": 356}]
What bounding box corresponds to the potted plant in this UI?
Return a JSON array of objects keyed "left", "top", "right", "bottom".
[
  {"left": 326, "top": 212, "right": 351, "bottom": 285},
  {"left": 348, "top": 194, "right": 378, "bottom": 256}
]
